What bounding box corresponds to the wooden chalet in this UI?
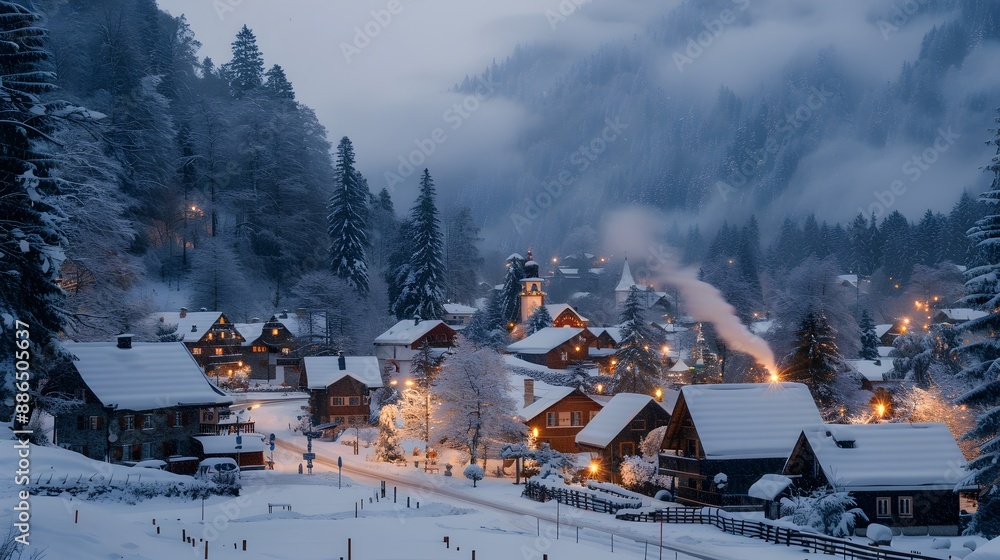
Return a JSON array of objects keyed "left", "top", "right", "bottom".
[
  {"left": 520, "top": 381, "right": 605, "bottom": 454},
  {"left": 506, "top": 327, "right": 596, "bottom": 370},
  {"left": 301, "top": 354, "right": 382, "bottom": 432},
  {"left": 659, "top": 382, "right": 823, "bottom": 510},
  {"left": 544, "top": 304, "right": 589, "bottom": 328},
  {"left": 374, "top": 318, "right": 457, "bottom": 383},
  {"left": 55, "top": 336, "right": 233, "bottom": 464},
  {"left": 781, "top": 423, "right": 975, "bottom": 536},
  {"left": 576, "top": 392, "right": 674, "bottom": 482},
  {"left": 235, "top": 315, "right": 297, "bottom": 383},
  {"left": 150, "top": 308, "right": 245, "bottom": 380}
]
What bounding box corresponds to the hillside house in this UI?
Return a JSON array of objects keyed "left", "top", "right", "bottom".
[
  {"left": 782, "top": 423, "right": 974, "bottom": 536},
  {"left": 443, "top": 303, "right": 477, "bottom": 328},
  {"left": 576, "top": 392, "right": 674, "bottom": 482},
  {"left": 150, "top": 309, "right": 245, "bottom": 380},
  {"left": 506, "top": 327, "right": 596, "bottom": 370},
  {"left": 235, "top": 315, "right": 297, "bottom": 383},
  {"left": 659, "top": 382, "right": 823, "bottom": 509},
  {"left": 56, "top": 336, "right": 232, "bottom": 464},
  {"left": 374, "top": 319, "right": 457, "bottom": 383},
  {"left": 301, "top": 354, "right": 383, "bottom": 430}
]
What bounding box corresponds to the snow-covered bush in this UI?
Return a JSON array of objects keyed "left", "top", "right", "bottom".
[
  {"left": 464, "top": 464, "right": 485, "bottom": 487},
  {"left": 534, "top": 443, "right": 570, "bottom": 480},
  {"left": 713, "top": 472, "right": 728, "bottom": 491},
  {"left": 783, "top": 488, "right": 868, "bottom": 537},
  {"left": 866, "top": 523, "right": 893, "bottom": 545},
  {"left": 373, "top": 405, "right": 404, "bottom": 463},
  {"left": 619, "top": 455, "right": 672, "bottom": 494},
  {"left": 641, "top": 426, "right": 668, "bottom": 458}
]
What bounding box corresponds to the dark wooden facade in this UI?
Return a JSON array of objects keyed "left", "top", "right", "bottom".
[
  {"left": 525, "top": 389, "right": 604, "bottom": 454},
  {"left": 241, "top": 316, "right": 297, "bottom": 381},
  {"left": 182, "top": 313, "right": 246, "bottom": 379},
  {"left": 783, "top": 433, "right": 965, "bottom": 535},
  {"left": 517, "top": 329, "right": 596, "bottom": 370},
  {"left": 552, "top": 308, "right": 588, "bottom": 328},
  {"left": 579, "top": 400, "right": 671, "bottom": 483},
  {"left": 309, "top": 375, "right": 372, "bottom": 430}
]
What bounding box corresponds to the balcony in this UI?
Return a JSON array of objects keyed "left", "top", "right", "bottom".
[
  {"left": 199, "top": 421, "right": 255, "bottom": 435},
  {"left": 659, "top": 453, "right": 702, "bottom": 475}
]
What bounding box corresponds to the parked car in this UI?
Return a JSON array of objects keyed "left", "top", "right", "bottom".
[
  {"left": 132, "top": 459, "right": 167, "bottom": 471},
  {"left": 196, "top": 458, "right": 240, "bottom": 480}
]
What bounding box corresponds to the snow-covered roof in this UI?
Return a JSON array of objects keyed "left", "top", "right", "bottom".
[
  {"left": 544, "top": 303, "right": 588, "bottom": 323},
  {"left": 596, "top": 327, "right": 624, "bottom": 343},
  {"left": 748, "top": 474, "right": 793, "bottom": 501},
  {"left": 302, "top": 356, "right": 382, "bottom": 389},
  {"left": 668, "top": 359, "right": 689, "bottom": 372},
  {"left": 194, "top": 434, "right": 267, "bottom": 454},
  {"left": 570, "top": 292, "right": 591, "bottom": 299},
  {"left": 844, "top": 359, "right": 895, "bottom": 382},
  {"left": 149, "top": 311, "right": 225, "bottom": 342},
  {"left": 874, "top": 324, "right": 893, "bottom": 338},
  {"left": 443, "top": 303, "right": 477, "bottom": 315},
  {"left": 836, "top": 274, "right": 858, "bottom": 287},
  {"left": 507, "top": 327, "right": 586, "bottom": 354},
  {"left": 62, "top": 341, "right": 230, "bottom": 410},
  {"left": 750, "top": 320, "right": 773, "bottom": 335},
  {"left": 935, "top": 308, "right": 988, "bottom": 322},
  {"left": 234, "top": 322, "right": 264, "bottom": 345},
  {"left": 558, "top": 267, "right": 579, "bottom": 275},
  {"left": 271, "top": 312, "right": 325, "bottom": 339},
  {"left": 681, "top": 383, "right": 823, "bottom": 459},
  {"left": 374, "top": 319, "right": 451, "bottom": 345},
  {"left": 654, "top": 322, "right": 688, "bottom": 333},
  {"left": 519, "top": 386, "right": 602, "bottom": 421},
  {"left": 576, "top": 393, "right": 658, "bottom": 448},
  {"left": 798, "top": 423, "right": 971, "bottom": 490},
  {"left": 616, "top": 259, "right": 636, "bottom": 292}
]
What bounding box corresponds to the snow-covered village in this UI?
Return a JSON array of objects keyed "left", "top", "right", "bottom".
[{"left": 5, "top": 1, "right": 1000, "bottom": 559}]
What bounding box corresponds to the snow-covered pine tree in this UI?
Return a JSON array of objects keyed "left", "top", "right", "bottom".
[
  {"left": 327, "top": 136, "right": 371, "bottom": 296},
  {"left": 384, "top": 217, "right": 413, "bottom": 316},
  {"left": 525, "top": 304, "right": 553, "bottom": 336},
  {"left": 956, "top": 108, "right": 1000, "bottom": 538},
  {"left": 463, "top": 295, "right": 510, "bottom": 350},
  {"left": 444, "top": 206, "right": 483, "bottom": 305},
  {"left": 614, "top": 286, "right": 662, "bottom": 394},
  {"left": 225, "top": 25, "right": 264, "bottom": 97},
  {"left": 498, "top": 253, "right": 526, "bottom": 326},
  {"left": 858, "top": 310, "right": 879, "bottom": 360},
  {"left": 0, "top": 1, "right": 69, "bottom": 428},
  {"left": 374, "top": 405, "right": 404, "bottom": 463},
  {"left": 263, "top": 64, "right": 294, "bottom": 100},
  {"left": 393, "top": 169, "right": 446, "bottom": 320},
  {"left": 780, "top": 310, "right": 841, "bottom": 406}
]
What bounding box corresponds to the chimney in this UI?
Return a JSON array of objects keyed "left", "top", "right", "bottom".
[
  {"left": 523, "top": 379, "right": 535, "bottom": 408},
  {"left": 199, "top": 307, "right": 207, "bottom": 312},
  {"left": 413, "top": 314, "right": 421, "bottom": 326},
  {"left": 116, "top": 334, "right": 133, "bottom": 349},
  {"left": 337, "top": 351, "right": 346, "bottom": 371},
  {"left": 179, "top": 307, "right": 187, "bottom": 319}
]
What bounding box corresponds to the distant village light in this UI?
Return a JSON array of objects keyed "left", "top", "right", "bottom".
[{"left": 596, "top": 383, "right": 604, "bottom": 393}]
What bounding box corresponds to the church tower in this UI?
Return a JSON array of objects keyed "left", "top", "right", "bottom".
[
  {"left": 615, "top": 257, "right": 637, "bottom": 306},
  {"left": 519, "top": 250, "right": 546, "bottom": 323}
]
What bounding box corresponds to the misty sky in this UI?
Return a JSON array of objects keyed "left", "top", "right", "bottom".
[{"left": 159, "top": 0, "right": 997, "bottom": 241}]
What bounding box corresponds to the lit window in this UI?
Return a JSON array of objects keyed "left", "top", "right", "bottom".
[
  {"left": 191, "top": 347, "right": 202, "bottom": 355},
  {"left": 899, "top": 497, "right": 913, "bottom": 517},
  {"left": 123, "top": 415, "right": 135, "bottom": 431},
  {"left": 143, "top": 414, "right": 154, "bottom": 430},
  {"left": 272, "top": 328, "right": 279, "bottom": 336},
  {"left": 876, "top": 497, "right": 890, "bottom": 518},
  {"left": 253, "top": 346, "right": 266, "bottom": 353},
  {"left": 214, "top": 348, "right": 223, "bottom": 355},
  {"left": 219, "top": 317, "right": 225, "bottom": 324},
  {"left": 281, "top": 347, "right": 290, "bottom": 354},
  {"left": 220, "top": 332, "right": 225, "bottom": 339},
  {"left": 207, "top": 333, "right": 213, "bottom": 341}
]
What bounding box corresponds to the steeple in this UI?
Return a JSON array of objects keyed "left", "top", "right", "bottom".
[
  {"left": 615, "top": 257, "right": 637, "bottom": 306},
  {"left": 519, "top": 249, "right": 545, "bottom": 323}
]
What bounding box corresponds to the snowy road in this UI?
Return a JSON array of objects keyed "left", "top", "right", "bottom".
[{"left": 274, "top": 436, "right": 737, "bottom": 560}]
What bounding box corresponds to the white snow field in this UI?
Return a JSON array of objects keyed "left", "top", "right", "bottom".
[{"left": 0, "top": 395, "right": 988, "bottom": 559}]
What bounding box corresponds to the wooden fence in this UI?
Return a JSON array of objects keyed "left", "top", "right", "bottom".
[
  {"left": 616, "top": 507, "right": 946, "bottom": 560},
  {"left": 522, "top": 481, "right": 641, "bottom": 514}
]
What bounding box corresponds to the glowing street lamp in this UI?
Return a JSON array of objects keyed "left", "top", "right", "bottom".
[
  {"left": 589, "top": 462, "right": 599, "bottom": 479},
  {"left": 654, "top": 388, "right": 663, "bottom": 402}
]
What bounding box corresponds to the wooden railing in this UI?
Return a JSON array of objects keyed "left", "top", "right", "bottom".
[
  {"left": 522, "top": 481, "right": 642, "bottom": 514},
  {"left": 616, "top": 508, "right": 944, "bottom": 560},
  {"left": 658, "top": 454, "right": 701, "bottom": 475}
]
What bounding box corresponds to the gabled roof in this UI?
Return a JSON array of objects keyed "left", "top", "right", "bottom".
[
  {"left": 874, "top": 324, "right": 893, "bottom": 338},
  {"left": 544, "top": 303, "right": 588, "bottom": 323},
  {"left": 443, "top": 303, "right": 477, "bottom": 315},
  {"left": 935, "top": 308, "right": 988, "bottom": 322},
  {"left": 576, "top": 393, "right": 660, "bottom": 448},
  {"left": 374, "top": 319, "right": 453, "bottom": 345},
  {"left": 62, "top": 341, "right": 230, "bottom": 411},
  {"left": 795, "top": 423, "right": 971, "bottom": 490},
  {"left": 234, "top": 322, "right": 264, "bottom": 345},
  {"left": 668, "top": 358, "right": 689, "bottom": 372},
  {"left": 149, "top": 311, "right": 229, "bottom": 342},
  {"left": 616, "top": 259, "right": 636, "bottom": 292},
  {"left": 680, "top": 382, "right": 823, "bottom": 459},
  {"left": 520, "top": 386, "right": 602, "bottom": 421},
  {"left": 507, "top": 327, "right": 586, "bottom": 354},
  {"left": 302, "top": 356, "right": 382, "bottom": 389},
  {"left": 844, "top": 359, "right": 895, "bottom": 382},
  {"left": 597, "top": 327, "right": 624, "bottom": 344}
]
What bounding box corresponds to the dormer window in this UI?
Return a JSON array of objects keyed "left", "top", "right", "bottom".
[{"left": 271, "top": 328, "right": 279, "bottom": 336}]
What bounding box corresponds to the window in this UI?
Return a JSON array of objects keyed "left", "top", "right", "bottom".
[
  {"left": 281, "top": 347, "right": 291, "bottom": 355},
  {"left": 207, "top": 333, "right": 213, "bottom": 341},
  {"left": 898, "top": 496, "right": 913, "bottom": 518},
  {"left": 331, "top": 397, "right": 346, "bottom": 407},
  {"left": 89, "top": 416, "right": 100, "bottom": 431},
  {"left": 143, "top": 414, "right": 154, "bottom": 430},
  {"left": 123, "top": 415, "right": 135, "bottom": 431},
  {"left": 121, "top": 444, "right": 134, "bottom": 462},
  {"left": 214, "top": 347, "right": 223, "bottom": 355},
  {"left": 271, "top": 328, "right": 279, "bottom": 336},
  {"left": 174, "top": 411, "right": 184, "bottom": 427},
  {"left": 218, "top": 317, "right": 225, "bottom": 324},
  {"left": 876, "top": 497, "right": 890, "bottom": 518},
  {"left": 631, "top": 419, "right": 647, "bottom": 431},
  {"left": 220, "top": 331, "right": 225, "bottom": 339},
  {"left": 621, "top": 442, "right": 635, "bottom": 456},
  {"left": 191, "top": 347, "right": 202, "bottom": 355},
  {"left": 560, "top": 352, "right": 568, "bottom": 361},
  {"left": 333, "top": 416, "right": 346, "bottom": 424},
  {"left": 546, "top": 412, "right": 558, "bottom": 427},
  {"left": 253, "top": 346, "right": 266, "bottom": 353},
  {"left": 348, "top": 396, "right": 361, "bottom": 406},
  {"left": 141, "top": 442, "right": 153, "bottom": 460},
  {"left": 685, "top": 439, "right": 697, "bottom": 457},
  {"left": 571, "top": 411, "right": 582, "bottom": 426}
]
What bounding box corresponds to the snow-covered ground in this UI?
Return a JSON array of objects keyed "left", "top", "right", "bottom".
[{"left": 1, "top": 397, "right": 990, "bottom": 559}]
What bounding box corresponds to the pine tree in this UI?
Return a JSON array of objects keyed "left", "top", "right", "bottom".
[
  {"left": 393, "top": 170, "right": 446, "bottom": 320},
  {"left": 368, "top": 187, "right": 398, "bottom": 274},
  {"left": 374, "top": 405, "right": 404, "bottom": 463},
  {"left": 263, "top": 64, "right": 294, "bottom": 100},
  {"left": 464, "top": 295, "right": 509, "bottom": 350},
  {"left": 525, "top": 305, "right": 553, "bottom": 336},
  {"left": 225, "top": 25, "right": 264, "bottom": 97},
  {"left": 614, "top": 286, "right": 662, "bottom": 394},
  {"left": 327, "top": 136, "right": 370, "bottom": 295},
  {"left": 445, "top": 206, "right": 483, "bottom": 305},
  {"left": 384, "top": 217, "right": 413, "bottom": 316},
  {"left": 956, "top": 108, "right": 1000, "bottom": 538},
  {"left": 0, "top": 1, "right": 68, "bottom": 428},
  {"left": 858, "top": 310, "right": 879, "bottom": 360},
  {"left": 780, "top": 310, "right": 841, "bottom": 406},
  {"left": 498, "top": 253, "right": 526, "bottom": 326}
]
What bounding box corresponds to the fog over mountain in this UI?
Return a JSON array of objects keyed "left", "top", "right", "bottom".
[{"left": 164, "top": 0, "right": 1000, "bottom": 252}]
